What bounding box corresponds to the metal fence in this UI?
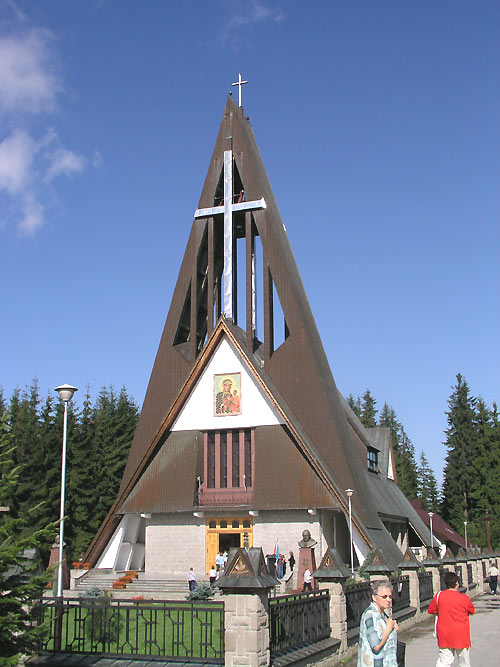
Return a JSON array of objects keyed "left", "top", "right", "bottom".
[
  {"left": 345, "top": 581, "right": 372, "bottom": 632},
  {"left": 418, "top": 571, "right": 433, "bottom": 603},
  {"left": 35, "top": 597, "right": 224, "bottom": 663},
  {"left": 389, "top": 575, "right": 410, "bottom": 615},
  {"left": 269, "top": 590, "right": 330, "bottom": 655}
]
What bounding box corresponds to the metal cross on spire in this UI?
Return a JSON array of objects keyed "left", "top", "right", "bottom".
[{"left": 232, "top": 73, "right": 248, "bottom": 107}]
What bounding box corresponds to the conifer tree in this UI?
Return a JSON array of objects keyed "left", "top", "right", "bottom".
[
  {"left": 92, "top": 387, "right": 138, "bottom": 542},
  {"left": 67, "top": 387, "right": 100, "bottom": 559},
  {"left": 395, "top": 425, "right": 419, "bottom": 499},
  {"left": 378, "top": 403, "right": 418, "bottom": 498},
  {"left": 347, "top": 393, "right": 361, "bottom": 417},
  {"left": 417, "top": 451, "right": 440, "bottom": 512},
  {"left": 441, "top": 374, "right": 478, "bottom": 532},
  {"left": 360, "top": 389, "right": 377, "bottom": 428},
  {"left": 467, "top": 398, "right": 500, "bottom": 547},
  {"left": 9, "top": 382, "right": 41, "bottom": 515},
  {"left": 0, "top": 413, "right": 55, "bottom": 663}
]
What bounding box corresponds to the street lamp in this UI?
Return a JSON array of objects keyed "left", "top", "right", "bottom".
[
  {"left": 345, "top": 489, "right": 354, "bottom": 575},
  {"left": 54, "top": 384, "right": 78, "bottom": 598},
  {"left": 428, "top": 512, "right": 434, "bottom": 551},
  {"left": 464, "top": 521, "right": 468, "bottom": 550}
]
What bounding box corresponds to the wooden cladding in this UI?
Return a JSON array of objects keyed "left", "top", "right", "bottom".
[{"left": 200, "top": 429, "right": 254, "bottom": 506}]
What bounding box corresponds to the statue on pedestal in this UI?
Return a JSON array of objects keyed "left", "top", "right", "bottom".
[{"left": 297, "top": 529, "right": 317, "bottom": 592}]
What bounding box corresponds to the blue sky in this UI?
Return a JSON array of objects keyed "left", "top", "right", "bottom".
[{"left": 1, "top": 0, "right": 498, "bottom": 484}]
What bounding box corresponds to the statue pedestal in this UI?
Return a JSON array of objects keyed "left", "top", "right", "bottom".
[
  {"left": 298, "top": 546, "right": 317, "bottom": 590},
  {"left": 47, "top": 543, "right": 69, "bottom": 592}
]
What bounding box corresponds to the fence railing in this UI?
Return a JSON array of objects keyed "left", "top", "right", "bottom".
[
  {"left": 345, "top": 581, "right": 372, "bottom": 632},
  {"left": 389, "top": 575, "right": 410, "bottom": 615},
  {"left": 35, "top": 597, "right": 224, "bottom": 663},
  {"left": 269, "top": 590, "right": 330, "bottom": 655},
  {"left": 418, "top": 571, "right": 433, "bottom": 603}
]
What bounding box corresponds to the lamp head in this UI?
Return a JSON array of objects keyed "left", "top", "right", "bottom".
[
  {"left": 345, "top": 488, "right": 354, "bottom": 498},
  {"left": 55, "top": 384, "right": 78, "bottom": 402}
]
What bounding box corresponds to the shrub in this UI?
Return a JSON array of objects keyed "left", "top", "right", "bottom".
[{"left": 186, "top": 582, "right": 216, "bottom": 601}]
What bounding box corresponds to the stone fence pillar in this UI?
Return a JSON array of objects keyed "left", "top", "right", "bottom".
[
  {"left": 422, "top": 548, "right": 441, "bottom": 597},
  {"left": 216, "top": 546, "right": 278, "bottom": 667},
  {"left": 313, "top": 548, "right": 351, "bottom": 652},
  {"left": 224, "top": 591, "right": 270, "bottom": 667},
  {"left": 455, "top": 548, "right": 468, "bottom": 589}
]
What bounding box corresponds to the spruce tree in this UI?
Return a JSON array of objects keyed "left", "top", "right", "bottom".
[
  {"left": 395, "top": 425, "right": 419, "bottom": 499},
  {"left": 67, "top": 387, "right": 100, "bottom": 560},
  {"left": 467, "top": 398, "right": 500, "bottom": 547},
  {"left": 0, "top": 413, "right": 56, "bottom": 663},
  {"left": 360, "top": 389, "right": 377, "bottom": 428},
  {"left": 441, "top": 374, "right": 478, "bottom": 532},
  {"left": 417, "top": 451, "right": 440, "bottom": 512},
  {"left": 347, "top": 393, "right": 361, "bottom": 417},
  {"left": 9, "top": 382, "right": 41, "bottom": 516},
  {"left": 92, "top": 387, "right": 138, "bottom": 540},
  {"left": 378, "top": 403, "right": 418, "bottom": 498}
]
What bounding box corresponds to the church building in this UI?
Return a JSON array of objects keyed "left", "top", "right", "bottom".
[{"left": 85, "top": 90, "right": 431, "bottom": 578}]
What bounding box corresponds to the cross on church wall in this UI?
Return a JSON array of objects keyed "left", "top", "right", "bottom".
[{"left": 194, "top": 149, "right": 266, "bottom": 321}]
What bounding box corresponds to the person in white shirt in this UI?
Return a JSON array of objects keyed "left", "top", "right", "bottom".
[
  {"left": 488, "top": 562, "right": 499, "bottom": 594},
  {"left": 209, "top": 566, "right": 217, "bottom": 585},
  {"left": 188, "top": 567, "right": 196, "bottom": 592},
  {"left": 215, "top": 552, "right": 224, "bottom": 572},
  {"left": 302, "top": 568, "right": 313, "bottom": 592}
]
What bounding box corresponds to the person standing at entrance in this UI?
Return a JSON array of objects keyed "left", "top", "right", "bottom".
[
  {"left": 216, "top": 551, "right": 224, "bottom": 572},
  {"left": 188, "top": 567, "right": 196, "bottom": 591},
  {"left": 428, "top": 571, "right": 475, "bottom": 666},
  {"left": 209, "top": 565, "right": 217, "bottom": 585}
]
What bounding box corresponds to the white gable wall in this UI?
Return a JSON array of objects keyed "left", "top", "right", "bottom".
[{"left": 172, "top": 337, "right": 283, "bottom": 431}]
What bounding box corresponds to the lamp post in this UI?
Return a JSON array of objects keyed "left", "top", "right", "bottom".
[
  {"left": 428, "top": 512, "right": 434, "bottom": 551},
  {"left": 345, "top": 488, "right": 354, "bottom": 575},
  {"left": 464, "top": 521, "right": 468, "bottom": 550},
  {"left": 54, "top": 384, "right": 78, "bottom": 598}
]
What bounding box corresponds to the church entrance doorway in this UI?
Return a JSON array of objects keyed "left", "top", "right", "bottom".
[
  {"left": 219, "top": 532, "right": 240, "bottom": 552},
  {"left": 205, "top": 517, "right": 253, "bottom": 573}
]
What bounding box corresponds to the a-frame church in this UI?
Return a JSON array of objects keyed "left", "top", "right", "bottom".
[{"left": 85, "top": 92, "right": 431, "bottom": 578}]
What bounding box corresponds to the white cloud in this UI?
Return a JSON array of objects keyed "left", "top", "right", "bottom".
[
  {"left": 221, "top": 1, "right": 284, "bottom": 45},
  {"left": 0, "top": 4, "right": 99, "bottom": 234},
  {"left": 18, "top": 193, "right": 43, "bottom": 234},
  {"left": 46, "top": 148, "right": 86, "bottom": 181},
  {"left": 0, "top": 29, "right": 60, "bottom": 114},
  {"left": 0, "top": 129, "right": 34, "bottom": 195}
]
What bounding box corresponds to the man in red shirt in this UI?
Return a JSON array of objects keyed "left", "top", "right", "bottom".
[{"left": 428, "top": 571, "right": 475, "bottom": 666}]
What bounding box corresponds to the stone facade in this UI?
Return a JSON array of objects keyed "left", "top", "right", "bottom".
[{"left": 145, "top": 514, "right": 206, "bottom": 577}]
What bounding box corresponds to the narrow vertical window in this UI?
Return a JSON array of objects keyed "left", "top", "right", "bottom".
[
  {"left": 232, "top": 430, "right": 240, "bottom": 487},
  {"left": 220, "top": 432, "right": 228, "bottom": 488},
  {"left": 244, "top": 429, "right": 252, "bottom": 487},
  {"left": 207, "top": 432, "right": 215, "bottom": 488}
]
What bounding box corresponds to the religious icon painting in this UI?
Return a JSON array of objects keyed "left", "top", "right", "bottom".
[{"left": 214, "top": 373, "right": 241, "bottom": 416}]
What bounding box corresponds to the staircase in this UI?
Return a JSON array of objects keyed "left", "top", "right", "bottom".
[
  {"left": 73, "top": 568, "right": 116, "bottom": 592},
  {"left": 74, "top": 569, "right": 206, "bottom": 597}
]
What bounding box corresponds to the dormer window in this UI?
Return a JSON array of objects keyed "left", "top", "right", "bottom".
[{"left": 367, "top": 448, "right": 378, "bottom": 473}]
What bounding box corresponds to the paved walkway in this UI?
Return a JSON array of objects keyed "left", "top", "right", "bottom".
[{"left": 401, "top": 591, "right": 500, "bottom": 666}]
